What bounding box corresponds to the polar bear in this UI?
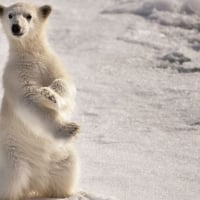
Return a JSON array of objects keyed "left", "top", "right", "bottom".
[{"left": 0, "top": 2, "right": 79, "bottom": 200}]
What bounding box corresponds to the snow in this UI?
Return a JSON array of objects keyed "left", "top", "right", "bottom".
[
  {"left": 0, "top": 0, "right": 200, "bottom": 200},
  {"left": 181, "top": 0, "right": 200, "bottom": 16}
]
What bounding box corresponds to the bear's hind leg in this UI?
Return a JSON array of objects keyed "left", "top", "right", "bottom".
[
  {"left": 36, "top": 146, "right": 79, "bottom": 198},
  {"left": 0, "top": 161, "right": 31, "bottom": 200}
]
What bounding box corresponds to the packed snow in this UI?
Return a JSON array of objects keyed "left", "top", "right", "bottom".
[{"left": 0, "top": 0, "right": 200, "bottom": 200}]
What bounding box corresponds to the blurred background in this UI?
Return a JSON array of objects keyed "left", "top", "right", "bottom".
[{"left": 0, "top": 0, "right": 200, "bottom": 200}]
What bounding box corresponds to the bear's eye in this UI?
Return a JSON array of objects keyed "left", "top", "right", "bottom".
[
  {"left": 8, "top": 14, "right": 13, "bottom": 19},
  {"left": 26, "top": 14, "right": 32, "bottom": 21}
]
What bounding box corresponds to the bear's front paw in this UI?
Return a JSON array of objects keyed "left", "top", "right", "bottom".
[
  {"left": 50, "top": 79, "right": 66, "bottom": 95},
  {"left": 56, "top": 122, "right": 80, "bottom": 139},
  {"left": 39, "top": 87, "right": 57, "bottom": 104}
]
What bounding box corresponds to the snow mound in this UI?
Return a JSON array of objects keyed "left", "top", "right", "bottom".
[
  {"left": 149, "top": 11, "right": 200, "bottom": 31},
  {"left": 102, "top": 0, "right": 200, "bottom": 31},
  {"left": 134, "top": 0, "right": 200, "bottom": 17},
  {"left": 134, "top": 0, "right": 200, "bottom": 31},
  {"left": 181, "top": 0, "right": 200, "bottom": 16},
  {"left": 133, "top": 0, "right": 176, "bottom": 17},
  {"left": 101, "top": 0, "right": 176, "bottom": 15}
]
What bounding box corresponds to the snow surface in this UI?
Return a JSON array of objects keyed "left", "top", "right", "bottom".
[{"left": 0, "top": 0, "right": 200, "bottom": 200}]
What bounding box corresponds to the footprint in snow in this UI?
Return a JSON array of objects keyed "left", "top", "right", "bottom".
[{"left": 161, "top": 52, "right": 191, "bottom": 65}]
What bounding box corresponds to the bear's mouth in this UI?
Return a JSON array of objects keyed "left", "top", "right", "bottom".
[{"left": 13, "top": 32, "right": 24, "bottom": 37}]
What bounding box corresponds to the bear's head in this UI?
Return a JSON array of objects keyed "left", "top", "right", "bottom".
[{"left": 0, "top": 3, "right": 51, "bottom": 40}]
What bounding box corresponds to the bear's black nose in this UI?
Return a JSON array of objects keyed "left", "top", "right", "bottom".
[{"left": 12, "top": 24, "right": 21, "bottom": 35}]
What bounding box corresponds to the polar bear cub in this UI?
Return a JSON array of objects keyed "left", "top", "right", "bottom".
[{"left": 0, "top": 2, "right": 79, "bottom": 200}]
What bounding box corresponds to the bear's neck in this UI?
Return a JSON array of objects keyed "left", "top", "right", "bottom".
[{"left": 8, "top": 33, "right": 51, "bottom": 58}]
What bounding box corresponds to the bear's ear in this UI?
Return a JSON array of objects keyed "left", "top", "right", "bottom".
[
  {"left": 39, "top": 5, "right": 52, "bottom": 19},
  {"left": 0, "top": 5, "right": 4, "bottom": 17}
]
